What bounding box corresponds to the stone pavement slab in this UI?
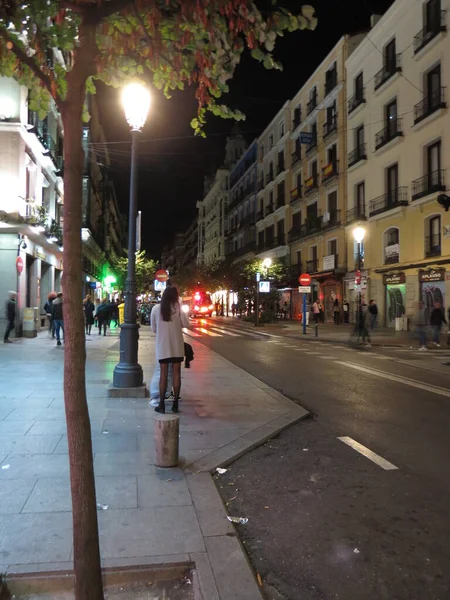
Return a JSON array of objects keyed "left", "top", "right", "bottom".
[{"left": 0, "top": 328, "right": 308, "bottom": 599}]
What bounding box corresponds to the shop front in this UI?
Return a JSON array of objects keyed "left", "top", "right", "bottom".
[
  {"left": 310, "top": 255, "right": 345, "bottom": 322},
  {"left": 419, "top": 268, "right": 446, "bottom": 324},
  {"left": 383, "top": 272, "right": 406, "bottom": 328}
]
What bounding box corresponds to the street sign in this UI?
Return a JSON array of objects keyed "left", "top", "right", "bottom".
[
  {"left": 299, "top": 273, "right": 311, "bottom": 286},
  {"left": 256, "top": 271, "right": 261, "bottom": 282},
  {"left": 300, "top": 132, "right": 313, "bottom": 144},
  {"left": 154, "top": 280, "right": 167, "bottom": 292},
  {"left": 259, "top": 281, "right": 270, "bottom": 293},
  {"left": 298, "top": 286, "right": 311, "bottom": 293},
  {"left": 355, "top": 270, "right": 361, "bottom": 285},
  {"left": 16, "top": 256, "right": 24, "bottom": 275},
  {"left": 155, "top": 269, "right": 169, "bottom": 282}
]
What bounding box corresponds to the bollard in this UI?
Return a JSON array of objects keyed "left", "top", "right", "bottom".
[
  {"left": 315, "top": 323, "right": 318, "bottom": 338},
  {"left": 154, "top": 413, "right": 179, "bottom": 467}
]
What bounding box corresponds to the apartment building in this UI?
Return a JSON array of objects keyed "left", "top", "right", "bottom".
[
  {"left": 225, "top": 140, "right": 257, "bottom": 262},
  {"left": 181, "top": 218, "right": 199, "bottom": 269},
  {"left": 345, "top": 0, "right": 450, "bottom": 327},
  {"left": 287, "top": 34, "right": 365, "bottom": 321},
  {"left": 256, "top": 102, "right": 291, "bottom": 263},
  {"left": 197, "top": 128, "right": 246, "bottom": 265}
]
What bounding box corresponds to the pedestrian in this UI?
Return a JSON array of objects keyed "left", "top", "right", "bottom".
[
  {"left": 231, "top": 303, "right": 236, "bottom": 317},
  {"left": 343, "top": 299, "right": 350, "bottom": 324},
  {"left": 319, "top": 302, "right": 325, "bottom": 323},
  {"left": 359, "top": 303, "right": 371, "bottom": 348},
  {"left": 368, "top": 299, "right": 378, "bottom": 330},
  {"left": 44, "top": 291, "right": 57, "bottom": 338},
  {"left": 430, "top": 301, "right": 447, "bottom": 347},
  {"left": 312, "top": 300, "right": 320, "bottom": 325},
  {"left": 3, "top": 291, "right": 17, "bottom": 344},
  {"left": 96, "top": 297, "right": 110, "bottom": 336},
  {"left": 151, "top": 286, "right": 188, "bottom": 414},
  {"left": 93, "top": 298, "right": 100, "bottom": 327},
  {"left": 413, "top": 300, "right": 427, "bottom": 350},
  {"left": 84, "top": 295, "right": 95, "bottom": 336},
  {"left": 51, "top": 292, "right": 64, "bottom": 347},
  {"left": 333, "top": 298, "right": 340, "bottom": 325}
]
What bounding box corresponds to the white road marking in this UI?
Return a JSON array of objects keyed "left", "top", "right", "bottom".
[
  {"left": 318, "top": 356, "right": 337, "bottom": 360},
  {"left": 209, "top": 326, "right": 242, "bottom": 337},
  {"left": 336, "top": 361, "right": 450, "bottom": 398},
  {"left": 338, "top": 436, "right": 398, "bottom": 471},
  {"left": 183, "top": 328, "right": 201, "bottom": 337},
  {"left": 306, "top": 351, "right": 321, "bottom": 355},
  {"left": 195, "top": 327, "right": 221, "bottom": 337},
  {"left": 371, "top": 355, "right": 391, "bottom": 360}
]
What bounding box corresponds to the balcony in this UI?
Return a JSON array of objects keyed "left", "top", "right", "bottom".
[
  {"left": 346, "top": 205, "right": 367, "bottom": 223},
  {"left": 412, "top": 170, "right": 445, "bottom": 200},
  {"left": 414, "top": 11, "right": 447, "bottom": 54},
  {"left": 265, "top": 202, "right": 274, "bottom": 216},
  {"left": 307, "top": 96, "right": 317, "bottom": 115},
  {"left": 323, "top": 117, "right": 337, "bottom": 139},
  {"left": 321, "top": 161, "right": 338, "bottom": 184},
  {"left": 291, "top": 150, "right": 301, "bottom": 167},
  {"left": 413, "top": 87, "right": 446, "bottom": 124},
  {"left": 232, "top": 241, "right": 257, "bottom": 258},
  {"left": 425, "top": 234, "right": 441, "bottom": 257},
  {"left": 375, "top": 118, "right": 402, "bottom": 151},
  {"left": 288, "top": 227, "right": 302, "bottom": 243},
  {"left": 324, "top": 72, "right": 338, "bottom": 96},
  {"left": 369, "top": 187, "right": 408, "bottom": 217},
  {"left": 374, "top": 54, "right": 402, "bottom": 90},
  {"left": 261, "top": 236, "right": 286, "bottom": 251},
  {"left": 348, "top": 89, "right": 365, "bottom": 114},
  {"left": 240, "top": 213, "right": 256, "bottom": 228},
  {"left": 321, "top": 209, "right": 340, "bottom": 230},
  {"left": 306, "top": 258, "right": 319, "bottom": 274},
  {"left": 306, "top": 137, "right": 317, "bottom": 155},
  {"left": 348, "top": 143, "right": 367, "bottom": 168},
  {"left": 304, "top": 174, "right": 319, "bottom": 195},
  {"left": 290, "top": 186, "right": 302, "bottom": 204},
  {"left": 288, "top": 215, "right": 322, "bottom": 243},
  {"left": 276, "top": 162, "right": 285, "bottom": 175}
]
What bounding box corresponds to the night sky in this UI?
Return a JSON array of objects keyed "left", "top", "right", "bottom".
[{"left": 96, "top": 0, "right": 394, "bottom": 260}]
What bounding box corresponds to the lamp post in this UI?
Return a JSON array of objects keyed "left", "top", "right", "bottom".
[
  {"left": 353, "top": 226, "right": 366, "bottom": 335},
  {"left": 256, "top": 258, "right": 272, "bottom": 327},
  {"left": 113, "top": 83, "right": 151, "bottom": 389}
]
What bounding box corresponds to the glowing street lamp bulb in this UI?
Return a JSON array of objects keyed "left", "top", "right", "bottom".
[
  {"left": 262, "top": 258, "right": 272, "bottom": 268},
  {"left": 122, "top": 83, "right": 151, "bottom": 131},
  {"left": 353, "top": 226, "right": 366, "bottom": 244}
]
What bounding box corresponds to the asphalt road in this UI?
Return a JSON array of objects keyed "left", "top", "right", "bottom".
[{"left": 186, "top": 319, "right": 450, "bottom": 600}]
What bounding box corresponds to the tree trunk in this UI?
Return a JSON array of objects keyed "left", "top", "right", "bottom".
[{"left": 61, "top": 22, "right": 104, "bottom": 600}]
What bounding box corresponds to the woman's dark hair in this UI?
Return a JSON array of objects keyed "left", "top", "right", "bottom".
[{"left": 160, "top": 286, "right": 179, "bottom": 322}]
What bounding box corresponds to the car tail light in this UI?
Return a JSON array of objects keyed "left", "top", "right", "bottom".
[{"left": 194, "top": 305, "right": 199, "bottom": 311}]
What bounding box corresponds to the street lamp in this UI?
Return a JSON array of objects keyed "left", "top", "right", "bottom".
[
  {"left": 113, "top": 83, "right": 151, "bottom": 389},
  {"left": 255, "top": 258, "right": 272, "bottom": 327},
  {"left": 353, "top": 226, "right": 366, "bottom": 335}
]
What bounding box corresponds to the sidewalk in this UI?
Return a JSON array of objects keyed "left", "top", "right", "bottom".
[
  {"left": 0, "top": 328, "right": 307, "bottom": 599},
  {"left": 211, "top": 316, "right": 450, "bottom": 348}
]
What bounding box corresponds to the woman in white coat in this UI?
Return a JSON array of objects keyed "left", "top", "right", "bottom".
[{"left": 151, "top": 286, "right": 189, "bottom": 414}]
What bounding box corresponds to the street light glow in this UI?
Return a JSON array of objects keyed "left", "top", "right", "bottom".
[
  {"left": 353, "top": 226, "right": 366, "bottom": 244},
  {"left": 262, "top": 258, "right": 272, "bottom": 268},
  {"left": 122, "top": 83, "right": 151, "bottom": 132}
]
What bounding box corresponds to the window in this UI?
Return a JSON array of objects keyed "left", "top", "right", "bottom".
[
  {"left": 311, "top": 160, "right": 318, "bottom": 179},
  {"left": 328, "top": 239, "right": 337, "bottom": 256},
  {"left": 307, "top": 202, "right": 318, "bottom": 221},
  {"left": 277, "top": 219, "right": 285, "bottom": 241},
  {"left": 259, "top": 145, "right": 264, "bottom": 161},
  {"left": 356, "top": 181, "right": 365, "bottom": 213},
  {"left": 266, "top": 225, "right": 275, "bottom": 242},
  {"left": 296, "top": 172, "right": 302, "bottom": 193},
  {"left": 327, "top": 191, "right": 337, "bottom": 215},
  {"left": 326, "top": 101, "right": 337, "bottom": 125},
  {"left": 386, "top": 163, "right": 399, "bottom": 203},
  {"left": 384, "top": 227, "right": 400, "bottom": 264},
  {"left": 426, "top": 215, "right": 441, "bottom": 256},
  {"left": 258, "top": 230, "right": 264, "bottom": 247},
  {"left": 311, "top": 121, "right": 317, "bottom": 143},
  {"left": 292, "top": 211, "right": 301, "bottom": 230},
  {"left": 277, "top": 181, "right": 285, "bottom": 207},
  {"left": 293, "top": 106, "right": 301, "bottom": 128},
  {"left": 296, "top": 250, "right": 302, "bottom": 267},
  {"left": 355, "top": 73, "right": 364, "bottom": 100},
  {"left": 277, "top": 151, "right": 285, "bottom": 173},
  {"left": 325, "top": 62, "right": 337, "bottom": 95},
  {"left": 385, "top": 39, "right": 396, "bottom": 71},
  {"left": 307, "top": 87, "right": 317, "bottom": 114},
  {"left": 386, "top": 99, "right": 398, "bottom": 136},
  {"left": 356, "top": 125, "right": 364, "bottom": 149},
  {"left": 310, "top": 245, "right": 318, "bottom": 261},
  {"left": 427, "top": 141, "right": 442, "bottom": 189},
  {"left": 279, "top": 121, "right": 285, "bottom": 139},
  {"left": 269, "top": 162, "right": 274, "bottom": 179},
  {"left": 269, "top": 134, "right": 274, "bottom": 149},
  {"left": 269, "top": 190, "right": 274, "bottom": 205},
  {"left": 327, "top": 144, "right": 337, "bottom": 167}
]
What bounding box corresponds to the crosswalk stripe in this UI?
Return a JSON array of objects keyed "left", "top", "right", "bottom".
[
  {"left": 318, "top": 356, "right": 337, "bottom": 360},
  {"left": 209, "top": 326, "right": 242, "bottom": 337},
  {"left": 195, "top": 327, "right": 221, "bottom": 337},
  {"left": 183, "top": 328, "right": 201, "bottom": 338}
]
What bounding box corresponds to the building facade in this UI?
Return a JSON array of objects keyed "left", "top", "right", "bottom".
[
  {"left": 197, "top": 129, "right": 246, "bottom": 265},
  {"left": 225, "top": 139, "right": 258, "bottom": 262},
  {"left": 345, "top": 0, "right": 450, "bottom": 327},
  {"left": 181, "top": 218, "right": 199, "bottom": 270},
  {"left": 287, "top": 34, "right": 365, "bottom": 322},
  {"left": 256, "top": 102, "right": 291, "bottom": 263},
  {"left": 0, "top": 76, "right": 64, "bottom": 336}
]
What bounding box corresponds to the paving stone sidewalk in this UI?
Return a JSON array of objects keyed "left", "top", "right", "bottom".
[{"left": 0, "top": 327, "right": 307, "bottom": 599}]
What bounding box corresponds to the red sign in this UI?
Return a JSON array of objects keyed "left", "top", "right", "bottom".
[
  {"left": 299, "top": 273, "right": 311, "bottom": 286},
  {"left": 16, "top": 256, "right": 24, "bottom": 275},
  {"left": 155, "top": 269, "right": 169, "bottom": 282},
  {"left": 355, "top": 270, "right": 361, "bottom": 285}
]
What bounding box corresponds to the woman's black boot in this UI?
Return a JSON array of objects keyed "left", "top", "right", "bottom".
[{"left": 155, "top": 401, "right": 165, "bottom": 414}]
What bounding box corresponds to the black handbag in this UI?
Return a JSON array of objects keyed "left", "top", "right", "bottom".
[{"left": 184, "top": 342, "right": 194, "bottom": 368}]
